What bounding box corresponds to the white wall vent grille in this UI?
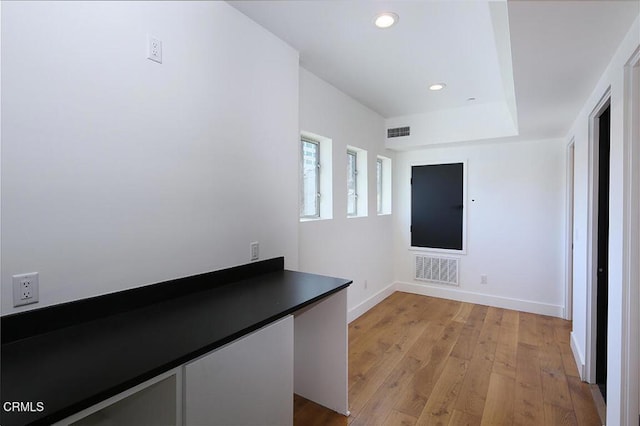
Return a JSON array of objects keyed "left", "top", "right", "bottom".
[
  {"left": 415, "top": 255, "right": 459, "bottom": 286},
  {"left": 387, "top": 126, "right": 410, "bottom": 138}
]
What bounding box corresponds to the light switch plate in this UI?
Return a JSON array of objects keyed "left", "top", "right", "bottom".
[{"left": 250, "top": 242, "right": 259, "bottom": 262}]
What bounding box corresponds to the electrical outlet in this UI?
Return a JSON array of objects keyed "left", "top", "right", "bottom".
[
  {"left": 480, "top": 275, "right": 488, "bottom": 285},
  {"left": 13, "top": 272, "right": 39, "bottom": 307},
  {"left": 364, "top": 280, "right": 368, "bottom": 290},
  {"left": 250, "top": 242, "right": 259, "bottom": 261},
  {"left": 22, "top": 281, "right": 33, "bottom": 299},
  {"left": 147, "top": 35, "right": 162, "bottom": 63}
]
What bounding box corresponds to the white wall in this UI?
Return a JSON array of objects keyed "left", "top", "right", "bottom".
[
  {"left": 393, "top": 138, "right": 566, "bottom": 317},
  {"left": 566, "top": 15, "right": 640, "bottom": 426},
  {"left": 1, "top": 1, "right": 300, "bottom": 314},
  {"left": 385, "top": 101, "right": 518, "bottom": 150},
  {"left": 298, "top": 68, "right": 395, "bottom": 321}
]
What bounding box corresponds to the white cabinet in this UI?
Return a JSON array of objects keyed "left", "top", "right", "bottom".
[
  {"left": 54, "top": 369, "right": 183, "bottom": 426},
  {"left": 56, "top": 317, "right": 293, "bottom": 426},
  {"left": 294, "top": 290, "right": 349, "bottom": 415},
  {"left": 185, "top": 316, "right": 294, "bottom": 426},
  {"left": 54, "top": 288, "right": 348, "bottom": 426}
]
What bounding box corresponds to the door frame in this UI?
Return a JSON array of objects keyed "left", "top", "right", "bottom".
[
  {"left": 622, "top": 46, "right": 640, "bottom": 426},
  {"left": 565, "top": 140, "right": 575, "bottom": 321},
  {"left": 585, "top": 89, "right": 610, "bottom": 384}
]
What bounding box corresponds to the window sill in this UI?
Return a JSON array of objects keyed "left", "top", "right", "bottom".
[
  {"left": 409, "top": 246, "right": 467, "bottom": 256},
  {"left": 300, "top": 217, "right": 332, "bottom": 223}
]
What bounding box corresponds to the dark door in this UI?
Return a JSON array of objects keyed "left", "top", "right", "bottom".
[{"left": 596, "top": 104, "right": 610, "bottom": 401}]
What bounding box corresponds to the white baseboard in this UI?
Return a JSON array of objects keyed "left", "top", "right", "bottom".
[
  {"left": 348, "top": 281, "right": 566, "bottom": 324},
  {"left": 347, "top": 282, "right": 396, "bottom": 323},
  {"left": 395, "top": 281, "right": 564, "bottom": 318},
  {"left": 570, "top": 331, "right": 586, "bottom": 380}
]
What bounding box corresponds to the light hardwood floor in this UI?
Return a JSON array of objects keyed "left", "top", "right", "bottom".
[{"left": 294, "top": 292, "right": 602, "bottom": 426}]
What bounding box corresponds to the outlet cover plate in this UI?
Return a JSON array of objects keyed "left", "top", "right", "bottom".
[
  {"left": 13, "top": 272, "right": 39, "bottom": 307},
  {"left": 147, "top": 35, "right": 162, "bottom": 63}
]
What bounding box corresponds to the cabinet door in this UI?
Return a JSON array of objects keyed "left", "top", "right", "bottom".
[
  {"left": 185, "top": 316, "right": 294, "bottom": 426},
  {"left": 54, "top": 369, "right": 182, "bottom": 426}
]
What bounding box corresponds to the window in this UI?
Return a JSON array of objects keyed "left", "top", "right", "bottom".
[
  {"left": 376, "top": 158, "right": 383, "bottom": 214},
  {"left": 377, "top": 155, "right": 392, "bottom": 215},
  {"left": 347, "top": 150, "right": 358, "bottom": 217},
  {"left": 346, "top": 146, "right": 368, "bottom": 218},
  {"left": 300, "top": 138, "right": 320, "bottom": 218},
  {"left": 300, "top": 132, "right": 333, "bottom": 221}
]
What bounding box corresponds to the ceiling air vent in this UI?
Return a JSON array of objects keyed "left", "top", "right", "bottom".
[{"left": 387, "top": 126, "right": 410, "bottom": 138}]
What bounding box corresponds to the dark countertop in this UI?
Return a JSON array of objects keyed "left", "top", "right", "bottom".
[{"left": 1, "top": 268, "right": 351, "bottom": 426}]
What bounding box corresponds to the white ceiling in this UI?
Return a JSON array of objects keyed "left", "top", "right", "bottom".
[
  {"left": 230, "top": 0, "right": 639, "bottom": 144},
  {"left": 509, "top": 0, "right": 639, "bottom": 139}
]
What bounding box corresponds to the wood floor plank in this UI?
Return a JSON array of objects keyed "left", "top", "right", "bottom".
[
  {"left": 348, "top": 295, "right": 436, "bottom": 418},
  {"left": 518, "top": 312, "right": 539, "bottom": 347},
  {"left": 559, "top": 342, "right": 580, "bottom": 378},
  {"left": 566, "top": 377, "right": 602, "bottom": 426},
  {"left": 348, "top": 292, "right": 403, "bottom": 345},
  {"left": 536, "top": 315, "right": 558, "bottom": 346},
  {"left": 351, "top": 355, "right": 422, "bottom": 425},
  {"left": 553, "top": 317, "right": 571, "bottom": 343},
  {"left": 349, "top": 348, "right": 415, "bottom": 419},
  {"left": 452, "top": 303, "right": 474, "bottom": 325},
  {"left": 454, "top": 354, "right": 493, "bottom": 418},
  {"left": 543, "top": 402, "right": 578, "bottom": 426},
  {"left": 450, "top": 325, "right": 481, "bottom": 361},
  {"left": 394, "top": 319, "right": 465, "bottom": 417},
  {"left": 480, "top": 372, "right": 515, "bottom": 426},
  {"left": 448, "top": 410, "right": 481, "bottom": 426},
  {"left": 295, "top": 293, "right": 601, "bottom": 426},
  {"left": 383, "top": 409, "right": 418, "bottom": 426},
  {"left": 538, "top": 341, "right": 573, "bottom": 410},
  {"left": 493, "top": 309, "right": 519, "bottom": 379},
  {"left": 472, "top": 307, "right": 502, "bottom": 362},
  {"left": 421, "top": 297, "right": 456, "bottom": 322},
  {"left": 294, "top": 394, "right": 347, "bottom": 426},
  {"left": 465, "top": 305, "right": 489, "bottom": 330},
  {"left": 349, "top": 293, "right": 430, "bottom": 384},
  {"left": 415, "top": 357, "right": 468, "bottom": 425},
  {"left": 450, "top": 305, "right": 487, "bottom": 360},
  {"left": 514, "top": 343, "right": 544, "bottom": 426},
  {"left": 405, "top": 322, "right": 446, "bottom": 363},
  {"left": 350, "top": 292, "right": 424, "bottom": 350},
  {"left": 550, "top": 318, "right": 580, "bottom": 378},
  {"left": 537, "top": 316, "right": 577, "bottom": 381}
]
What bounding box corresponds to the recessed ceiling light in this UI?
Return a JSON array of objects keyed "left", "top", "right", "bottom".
[
  {"left": 429, "top": 83, "right": 446, "bottom": 91},
  {"left": 374, "top": 12, "right": 398, "bottom": 29}
]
